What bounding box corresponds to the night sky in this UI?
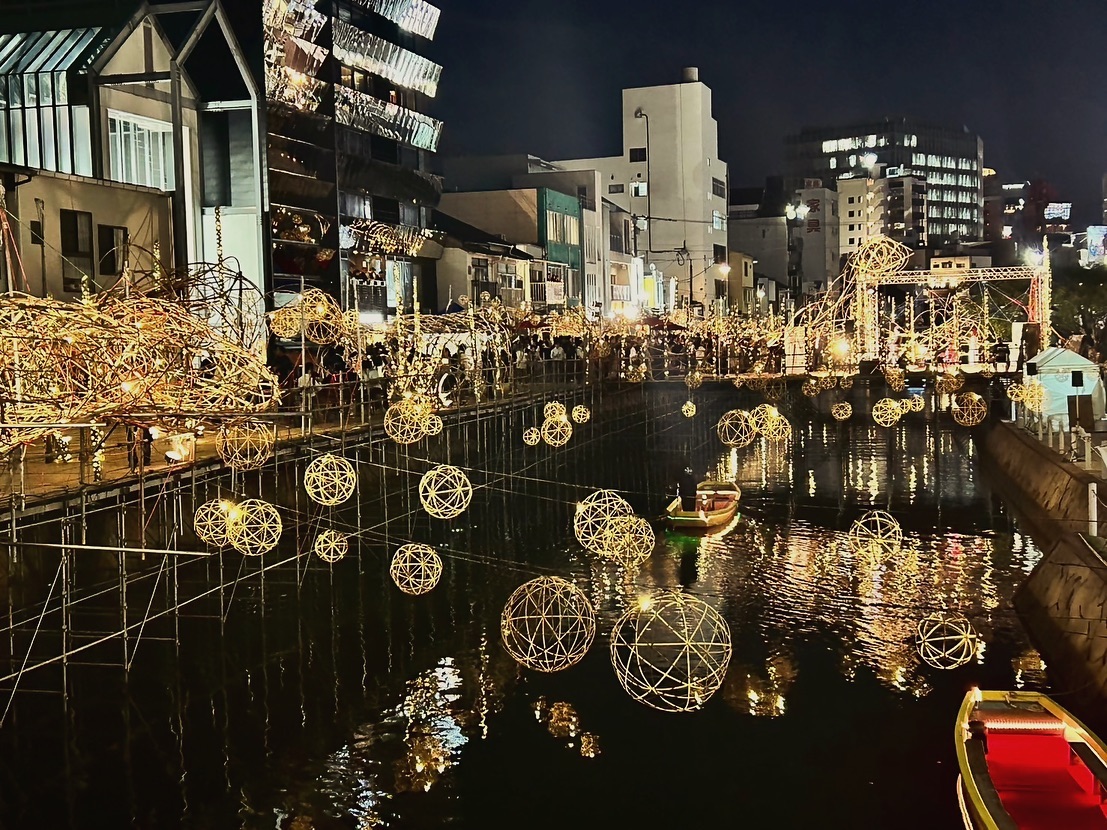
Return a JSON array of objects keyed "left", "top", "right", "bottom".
[{"left": 427, "top": 0, "right": 1106, "bottom": 224}]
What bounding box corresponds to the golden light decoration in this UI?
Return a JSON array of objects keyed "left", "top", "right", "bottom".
[
  {"left": 935, "top": 372, "right": 964, "bottom": 394},
  {"left": 303, "top": 453, "right": 357, "bottom": 506},
  {"left": 839, "top": 375, "right": 854, "bottom": 390},
  {"left": 215, "top": 419, "right": 276, "bottom": 471},
  {"left": 682, "top": 400, "right": 696, "bottom": 418},
  {"left": 314, "top": 529, "right": 349, "bottom": 563},
  {"left": 625, "top": 363, "right": 647, "bottom": 383},
  {"left": 731, "top": 376, "right": 744, "bottom": 389},
  {"left": 580, "top": 733, "right": 600, "bottom": 758},
  {"left": 871, "top": 398, "right": 902, "bottom": 427},
  {"left": 500, "top": 576, "right": 597, "bottom": 673},
  {"left": 597, "top": 514, "right": 655, "bottom": 570},
  {"left": 609, "top": 591, "right": 733, "bottom": 713},
  {"left": 1020, "top": 381, "right": 1047, "bottom": 413},
  {"left": 684, "top": 370, "right": 704, "bottom": 391},
  {"left": 543, "top": 401, "right": 567, "bottom": 420},
  {"left": 717, "top": 409, "right": 755, "bottom": 447},
  {"left": 523, "top": 427, "right": 540, "bottom": 446},
  {"left": 764, "top": 379, "right": 786, "bottom": 402},
  {"left": 571, "top": 405, "right": 591, "bottom": 424},
  {"left": 952, "top": 392, "right": 988, "bottom": 427},
  {"left": 193, "top": 498, "right": 236, "bottom": 547},
  {"left": 749, "top": 403, "right": 780, "bottom": 435},
  {"left": 269, "top": 305, "right": 302, "bottom": 339},
  {"left": 384, "top": 401, "right": 428, "bottom": 445},
  {"left": 884, "top": 367, "right": 906, "bottom": 392},
  {"left": 1007, "top": 383, "right": 1025, "bottom": 403},
  {"left": 424, "top": 413, "right": 444, "bottom": 436},
  {"left": 541, "top": 416, "right": 573, "bottom": 447},
  {"left": 906, "top": 394, "right": 925, "bottom": 413},
  {"left": 849, "top": 234, "right": 912, "bottom": 276},
  {"left": 226, "top": 498, "right": 283, "bottom": 556},
  {"left": 801, "top": 379, "right": 821, "bottom": 397},
  {"left": 574, "top": 489, "right": 633, "bottom": 554},
  {"left": 847, "top": 510, "right": 903, "bottom": 564},
  {"left": 389, "top": 543, "right": 443, "bottom": 595},
  {"left": 418, "top": 465, "right": 473, "bottom": 519},
  {"left": 916, "top": 614, "right": 978, "bottom": 670},
  {"left": 831, "top": 402, "right": 852, "bottom": 421},
  {"left": 760, "top": 412, "right": 792, "bottom": 443}
]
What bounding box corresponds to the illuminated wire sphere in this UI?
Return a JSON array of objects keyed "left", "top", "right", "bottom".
[
  {"left": 764, "top": 379, "right": 786, "bottom": 402},
  {"left": 523, "top": 427, "right": 541, "bottom": 446},
  {"left": 269, "top": 305, "right": 302, "bottom": 339},
  {"left": 625, "top": 363, "right": 647, "bottom": 383},
  {"left": 884, "top": 368, "right": 906, "bottom": 392},
  {"left": 817, "top": 375, "right": 838, "bottom": 392},
  {"left": 831, "top": 402, "right": 852, "bottom": 421},
  {"left": 226, "top": 498, "right": 283, "bottom": 556},
  {"left": 501, "top": 576, "right": 597, "bottom": 672},
  {"left": 574, "top": 489, "right": 633, "bottom": 554},
  {"left": 682, "top": 400, "right": 696, "bottom": 418},
  {"left": 801, "top": 379, "right": 821, "bottom": 397},
  {"left": 313, "top": 529, "right": 349, "bottom": 563},
  {"left": 906, "top": 394, "right": 925, "bottom": 413},
  {"left": 1007, "top": 383, "right": 1025, "bottom": 403},
  {"left": 424, "top": 413, "right": 444, "bottom": 436},
  {"left": 418, "top": 464, "right": 473, "bottom": 519},
  {"left": 571, "top": 405, "right": 591, "bottom": 424},
  {"left": 731, "top": 376, "right": 744, "bottom": 389},
  {"left": 872, "top": 398, "right": 902, "bottom": 427},
  {"left": 745, "top": 376, "right": 766, "bottom": 393},
  {"left": 216, "top": 419, "right": 276, "bottom": 470},
  {"left": 384, "top": 402, "right": 428, "bottom": 445},
  {"left": 389, "top": 543, "right": 443, "bottom": 595},
  {"left": 952, "top": 392, "right": 988, "bottom": 427},
  {"left": 303, "top": 453, "right": 357, "bottom": 506},
  {"left": 609, "top": 591, "right": 732, "bottom": 713},
  {"left": 1021, "top": 382, "right": 1047, "bottom": 413},
  {"left": 749, "top": 403, "right": 781, "bottom": 435},
  {"left": 717, "top": 409, "right": 755, "bottom": 447},
  {"left": 760, "top": 413, "right": 792, "bottom": 443},
  {"left": 847, "top": 510, "right": 903, "bottom": 564},
  {"left": 916, "top": 614, "right": 978, "bottom": 670},
  {"left": 597, "top": 514, "right": 656, "bottom": 570},
  {"left": 193, "top": 498, "right": 236, "bottom": 547},
  {"left": 684, "top": 370, "right": 703, "bottom": 391},
  {"left": 935, "top": 372, "right": 964, "bottom": 394},
  {"left": 839, "top": 375, "right": 855, "bottom": 390},
  {"left": 543, "top": 401, "right": 567, "bottom": 421},
  {"left": 542, "top": 416, "right": 573, "bottom": 447}
]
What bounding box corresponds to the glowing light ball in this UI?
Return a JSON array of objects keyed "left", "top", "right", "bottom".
[
  {"left": 609, "top": 592, "right": 732, "bottom": 712},
  {"left": 935, "top": 372, "right": 964, "bottom": 395},
  {"left": 501, "top": 576, "right": 596, "bottom": 672},
  {"left": 216, "top": 419, "right": 276, "bottom": 470},
  {"left": 682, "top": 401, "right": 696, "bottom": 418},
  {"left": 418, "top": 464, "right": 473, "bottom": 519},
  {"left": 847, "top": 510, "right": 903, "bottom": 564},
  {"left": 597, "top": 514, "right": 655, "bottom": 569},
  {"left": 314, "top": 529, "right": 349, "bottom": 563},
  {"left": 303, "top": 453, "right": 357, "bottom": 506},
  {"left": 424, "top": 413, "right": 444, "bottom": 436},
  {"left": 574, "top": 489, "right": 633, "bottom": 554},
  {"left": 384, "top": 402, "right": 428, "bottom": 445},
  {"left": 717, "top": 409, "right": 755, "bottom": 447},
  {"left": 952, "top": 392, "right": 988, "bottom": 427},
  {"left": 871, "top": 398, "right": 902, "bottom": 427},
  {"left": 571, "top": 405, "right": 591, "bottom": 424},
  {"left": 541, "top": 417, "right": 573, "bottom": 447},
  {"left": 227, "top": 498, "right": 283, "bottom": 556},
  {"left": 543, "top": 401, "right": 567, "bottom": 421},
  {"left": 194, "top": 498, "right": 236, "bottom": 547},
  {"left": 523, "top": 427, "right": 540, "bottom": 446},
  {"left": 916, "top": 614, "right": 978, "bottom": 670},
  {"left": 389, "top": 543, "right": 443, "bottom": 595},
  {"left": 684, "top": 370, "right": 703, "bottom": 391},
  {"left": 831, "top": 402, "right": 852, "bottom": 421}
]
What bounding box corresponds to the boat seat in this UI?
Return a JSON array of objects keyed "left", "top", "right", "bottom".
[{"left": 1069, "top": 741, "right": 1107, "bottom": 811}]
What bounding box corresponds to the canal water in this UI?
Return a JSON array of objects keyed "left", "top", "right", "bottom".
[{"left": 0, "top": 387, "right": 1048, "bottom": 829}]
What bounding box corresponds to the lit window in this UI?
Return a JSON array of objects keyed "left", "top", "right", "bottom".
[
  {"left": 631, "top": 181, "right": 648, "bottom": 198},
  {"left": 108, "top": 111, "right": 174, "bottom": 190}
]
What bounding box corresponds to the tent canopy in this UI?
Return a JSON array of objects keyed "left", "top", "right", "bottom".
[{"left": 1028, "top": 346, "right": 1098, "bottom": 374}]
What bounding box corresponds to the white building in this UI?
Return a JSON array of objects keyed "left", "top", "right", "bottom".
[
  {"left": 792, "top": 186, "right": 839, "bottom": 295},
  {"left": 839, "top": 172, "right": 927, "bottom": 258},
  {"left": 555, "top": 67, "right": 729, "bottom": 312}
]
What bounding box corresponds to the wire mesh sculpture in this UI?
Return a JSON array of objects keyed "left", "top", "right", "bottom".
[
  {"left": 226, "top": 498, "right": 283, "bottom": 556},
  {"left": 193, "top": 498, "right": 236, "bottom": 547},
  {"left": 500, "top": 576, "right": 596, "bottom": 672},
  {"left": 314, "top": 529, "right": 349, "bottom": 563},
  {"left": 749, "top": 403, "right": 780, "bottom": 435},
  {"left": 418, "top": 464, "right": 473, "bottom": 519},
  {"left": 541, "top": 416, "right": 573, "bottom": 447},
  {"left": 905, "top": 394, "right": 925, "bottom": 413},
  {"left": 872, "top": 398, "right": 903, "bottom": 427},
  {"left": 760, "top": 413, "right": 793, "bottom": 443},
  {"left": 952, "top": 392, "right": 988, "bottom": 427},
  {"left": 543, "top": 401, "right": 567, "bottom": 421},
  {"left": 717, "top": 409, "right": 755, "bottom": 447},
  {"left": 847, "top": 510, "right": 903, "bottom": 565},
  {"left": 682, "top": 401, "right": 697, "bottom": 418},
  {"left": 935, "top": 372, "right": 964, "bottom": 395},
  {"left": 596, "top": 514, "right": 655, "bottom": 570},
  {"left": 571, "top": 405, "right": 591, "bottom": 424},
  {"left": 523, "top": 427, "right": 541, "bottom": 446},
  {"left": 304, "top": 453, "right": 357, "bottom": 506},
  {"left": 916, "top": 614, "right": 978, "bottom": 670},
  {"left": 883, "top": 367, "right": 906, "bottom": 392},
  {"left": 216, "top": 419, "right": 276, "bottom": 470},
  {"left": 831, "top": 402, "right": 852, "bottom": 421},
  {"left": 389, "top": 543, "right": 443, "bottom": 595},
  {"left": 609, "top": 592, "right": 733, "bottom": 712},
  {"left": 573, "top": 489, "right": 633, "bottom": 554},
  {"left": 384, "top": 400, "right": 429, "bottom": 445},
  {"left": 1019, "top": 381, "right": 1047, "bottom": 413},
  {"left": 684, "top": 370, "right": 703, "bottom": 391},
  {"left": 424, "top": 413, "right": 444, "bottom": 436}
]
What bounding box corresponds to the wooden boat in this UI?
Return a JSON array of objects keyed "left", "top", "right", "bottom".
[
  {"left": 665, "top": 480, "right": 740, "bottom": 531},
  {"left": 956, "top": 688, "right": 1107, "bottom": 829}
]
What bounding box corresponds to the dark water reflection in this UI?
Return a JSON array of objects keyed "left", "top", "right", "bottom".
[{"left": 0, "top": 391, "right": 1048, "bottom": 829}]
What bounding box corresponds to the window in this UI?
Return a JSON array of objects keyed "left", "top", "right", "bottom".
[
  {"left": 849, "top": 224, "right": 856, "bottom": 231},
  {"left": 712, "top": 210, "right": 725, "bottom": 231},
  {"left": 848, "top": 210, "right": 855, "bottom": 218},
  {"left": 108, "top": 111, "right": 174, "bottom": 190},
  {"left": 713, "top": 244, "right": 726, "bottom": 263},
  {"left": 60, "top": 209, "right": 92, "bottom": 293},
  {"left": 848, "top": 237, "right": 855, "bottom": 245},
  {"left": 711, "top": 177, "right": 726, "bottom": 198},
  {"left": 97, "top": 224, "right": 129, "bottom": 276},
  {"left": 630, "top": 181, "right": 648, "bottom": 198},
  {"left": 848, "top": 196, "right": 855, "bottom": 204},
  {"left": 608, "top": 183, "right": 624, "bottom": 194},
  {"left": 629, "top": 147, "right": 647, "bottom": 163}
]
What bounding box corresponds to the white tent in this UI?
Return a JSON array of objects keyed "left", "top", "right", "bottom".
[{"left": 1026, "top": 347, "right": 1105, "bottom": 428}]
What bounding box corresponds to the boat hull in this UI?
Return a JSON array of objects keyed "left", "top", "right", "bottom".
[{"left": 665, "top": 481, "right": 740, "bottom": 532}]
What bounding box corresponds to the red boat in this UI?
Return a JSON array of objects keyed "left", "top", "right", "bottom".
[{"left": 957, "top": 689, "right": 1107, "bottom": 829}]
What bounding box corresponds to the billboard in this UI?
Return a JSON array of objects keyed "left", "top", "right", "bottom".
[
  {"left": 1044, "top": 202, "right": 1072, "bottom": 221},
  {"left": 1088, "top": 226, "right": 1107, "bottom": 263}
]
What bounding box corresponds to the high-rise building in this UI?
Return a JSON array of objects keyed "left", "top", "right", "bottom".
[
  {"left": 555, "top": 67, "right": 729, "bottom": 311},
  {"left": 839, "top": 171, "right": 927, "bottom": 258},
  {"left": 784, "top": 118, "right": 983, "bottom": 244}
]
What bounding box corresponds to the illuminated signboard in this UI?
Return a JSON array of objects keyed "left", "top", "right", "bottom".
[{"left": 1044, "top": 202, "right": 1072, "bottom": 221}]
